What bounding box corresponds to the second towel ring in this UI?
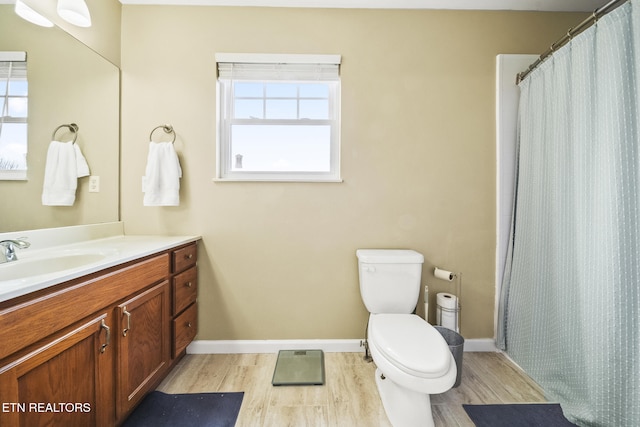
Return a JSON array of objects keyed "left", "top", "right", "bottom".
[
  {"left": 52, "top": 123, "right": 79, "bottom": 143},
  {"left": 149, "top": 124, "right": 176, "bottom": 144}
]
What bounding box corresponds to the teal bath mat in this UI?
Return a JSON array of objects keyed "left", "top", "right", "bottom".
[{"left": 272, "top": 350, "right": 325, "bottom": 386}]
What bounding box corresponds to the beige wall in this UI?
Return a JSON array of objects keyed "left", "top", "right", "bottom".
[{"left": 120, "top": 6, "right": 584, "bottom": 341}]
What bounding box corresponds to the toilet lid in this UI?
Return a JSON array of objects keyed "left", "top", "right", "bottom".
[{"left": 369, "top": 314, "right": 452, "bottom": 379}]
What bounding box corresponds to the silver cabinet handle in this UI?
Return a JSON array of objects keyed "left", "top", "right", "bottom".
[
  {"left": 100, "top": 320, "right": 110, "bottom": 353},
  {"left": 122, "top": 307, "right": 131, "bottom": 337}
]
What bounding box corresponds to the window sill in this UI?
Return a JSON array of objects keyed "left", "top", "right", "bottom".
[
  {"left": 213, "top": 177, "right": 343, "bottom": 183},
  {"left": 0, "top": 170, "right": 27, "bottom": 181}
]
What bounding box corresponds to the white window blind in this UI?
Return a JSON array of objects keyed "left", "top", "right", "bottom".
[
  {"left": 0, "top": 61, "right": 27, "bottom": 80},
  {"left": 217, "top": 62, "right": 340, "bottom": 82},
  {"left": 216, "top": 53, "right": 340, "bottom": 80}
]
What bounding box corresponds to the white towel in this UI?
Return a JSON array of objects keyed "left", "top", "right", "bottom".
[
  {"left": 143, "top": 141, "right": 182, "bottom": 206},
  {"left": 41, "top": 141, "right": 90, "bottom": 206}
]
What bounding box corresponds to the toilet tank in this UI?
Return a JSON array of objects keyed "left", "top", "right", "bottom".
[{"left": 356, "top": 249, "right": 424, "bottom": 314}]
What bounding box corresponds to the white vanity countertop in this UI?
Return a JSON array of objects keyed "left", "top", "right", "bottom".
[{"left": 0, "top": 223, "right": 200, "bottom": 303}]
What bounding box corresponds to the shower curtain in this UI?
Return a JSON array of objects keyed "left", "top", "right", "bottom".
[{"left": 499, "top": 2, "right": 640, "bottom": 426}]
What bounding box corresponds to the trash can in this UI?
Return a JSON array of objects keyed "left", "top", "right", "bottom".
[{"left": 435, "top": 326, "right": 464, "bottom": 388}]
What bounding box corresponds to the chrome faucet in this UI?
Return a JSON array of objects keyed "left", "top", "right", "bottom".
[{"left": 0, "top": 239, "right": 30, "bottom": 263}]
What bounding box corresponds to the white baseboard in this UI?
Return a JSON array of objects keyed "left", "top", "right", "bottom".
[
  {"left": 186, "top": 338, "right": 498, "bottom": 354},
  {"left": 463, "top": 338, "right": 498, "bottom": 352},
  {"left": 187, "top": 339, "right": 364, "bottom": 354}
]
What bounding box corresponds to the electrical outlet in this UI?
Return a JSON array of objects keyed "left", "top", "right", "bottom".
[{"left": 89, "top": 176, "right": 100, "bottom": 193}]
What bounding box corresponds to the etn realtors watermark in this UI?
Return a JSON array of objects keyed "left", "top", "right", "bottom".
[{"left": 2, "top": 402, "right": 91, "bottom": 413}]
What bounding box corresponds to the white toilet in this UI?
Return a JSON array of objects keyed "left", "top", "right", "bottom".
[{"left": 357, "top": 249, "right": 457, "bottom": 427}]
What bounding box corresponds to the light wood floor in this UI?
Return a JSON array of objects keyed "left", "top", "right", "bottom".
[{"left": 157, "top": 351, "right": 546, "bottom": 426}]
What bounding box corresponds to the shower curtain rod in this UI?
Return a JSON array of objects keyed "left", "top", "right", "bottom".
[{"left": 516, "top": 0, "right": 629, "bottom": 84}]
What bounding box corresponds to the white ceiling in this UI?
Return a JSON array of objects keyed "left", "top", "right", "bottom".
[{"left": 118, "top": 0, "right": 609, "bottom": 12}]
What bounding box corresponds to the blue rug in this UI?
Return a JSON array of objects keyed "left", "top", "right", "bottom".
[
  {"left": 122, "top": 391, "right": 244, "bottom": 427},
  {"left": 463, "top": 403, "right": 577, "bottom": 427}
]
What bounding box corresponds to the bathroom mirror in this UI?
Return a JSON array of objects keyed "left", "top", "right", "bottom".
[{"left": 0, "top": 4, "right": 119, "bottom": 232}]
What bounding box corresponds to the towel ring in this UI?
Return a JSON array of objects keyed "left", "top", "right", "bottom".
[
  {"left": 52, "top": 123, "right": 79, "bottom": 143},
  {"left": 149, "top": 124, "right": 176, "bottom": 144}
]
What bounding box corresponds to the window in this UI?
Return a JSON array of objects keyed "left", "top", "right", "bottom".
[
  {"left": 216, "top": 53, "right": 341, "bottom": 182},
  {"left": 0, "top": 51, "right": 28, "bottom": 180}
]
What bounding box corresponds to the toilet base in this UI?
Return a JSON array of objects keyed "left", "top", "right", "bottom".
[{"left": 375, "top": 368, "right": 435, "bottom": 427}]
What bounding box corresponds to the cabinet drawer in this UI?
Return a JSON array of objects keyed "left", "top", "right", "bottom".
[
  {"left": 172, "top": 303, "right": 197, "bottom": 358},
  {"left": 172, "top": 244, "right": 197, "bottom": 273},
  {"left": 173, "top": 267, "right": 197, "bottom": 315}
]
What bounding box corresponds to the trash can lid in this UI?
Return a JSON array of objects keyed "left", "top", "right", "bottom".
[{"left": 434, "top": 326, "right": 465, "bottom": 347}]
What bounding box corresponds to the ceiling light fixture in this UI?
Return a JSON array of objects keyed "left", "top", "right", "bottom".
[
  {"left": 14, "top": 0, "right": 54, "bottom": 27},
  {"left": 57, "top": 0, "right": 92, "bottom": 28}
]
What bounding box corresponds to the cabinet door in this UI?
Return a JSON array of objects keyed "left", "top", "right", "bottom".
[
  {"left": 116, "top": 281, "right": 170, "bottom": 420},
  {"left": 0, "top": 313, "right": 114, "bottom": 427}
]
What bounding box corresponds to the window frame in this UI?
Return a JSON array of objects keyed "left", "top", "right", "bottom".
[{"left": 215, "top": 53, "right": 342, "bottom": 182}]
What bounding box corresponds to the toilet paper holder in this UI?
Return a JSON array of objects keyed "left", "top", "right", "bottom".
[{"left": 433, "top": 267, "right": 462, "bottom": 333}]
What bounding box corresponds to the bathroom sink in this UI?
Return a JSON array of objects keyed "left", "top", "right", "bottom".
[{"left": 0, "top": 251, "right": 115, "bottom": 281}]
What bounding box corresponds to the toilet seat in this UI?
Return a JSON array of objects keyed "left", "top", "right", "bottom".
[{"left": 369, "top": 314, "right": 451, "bottom": 379}]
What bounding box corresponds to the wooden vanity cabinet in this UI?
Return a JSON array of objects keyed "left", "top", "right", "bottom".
[{"left": 0, "top": 241, "right": 199, "bottom": 427}]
